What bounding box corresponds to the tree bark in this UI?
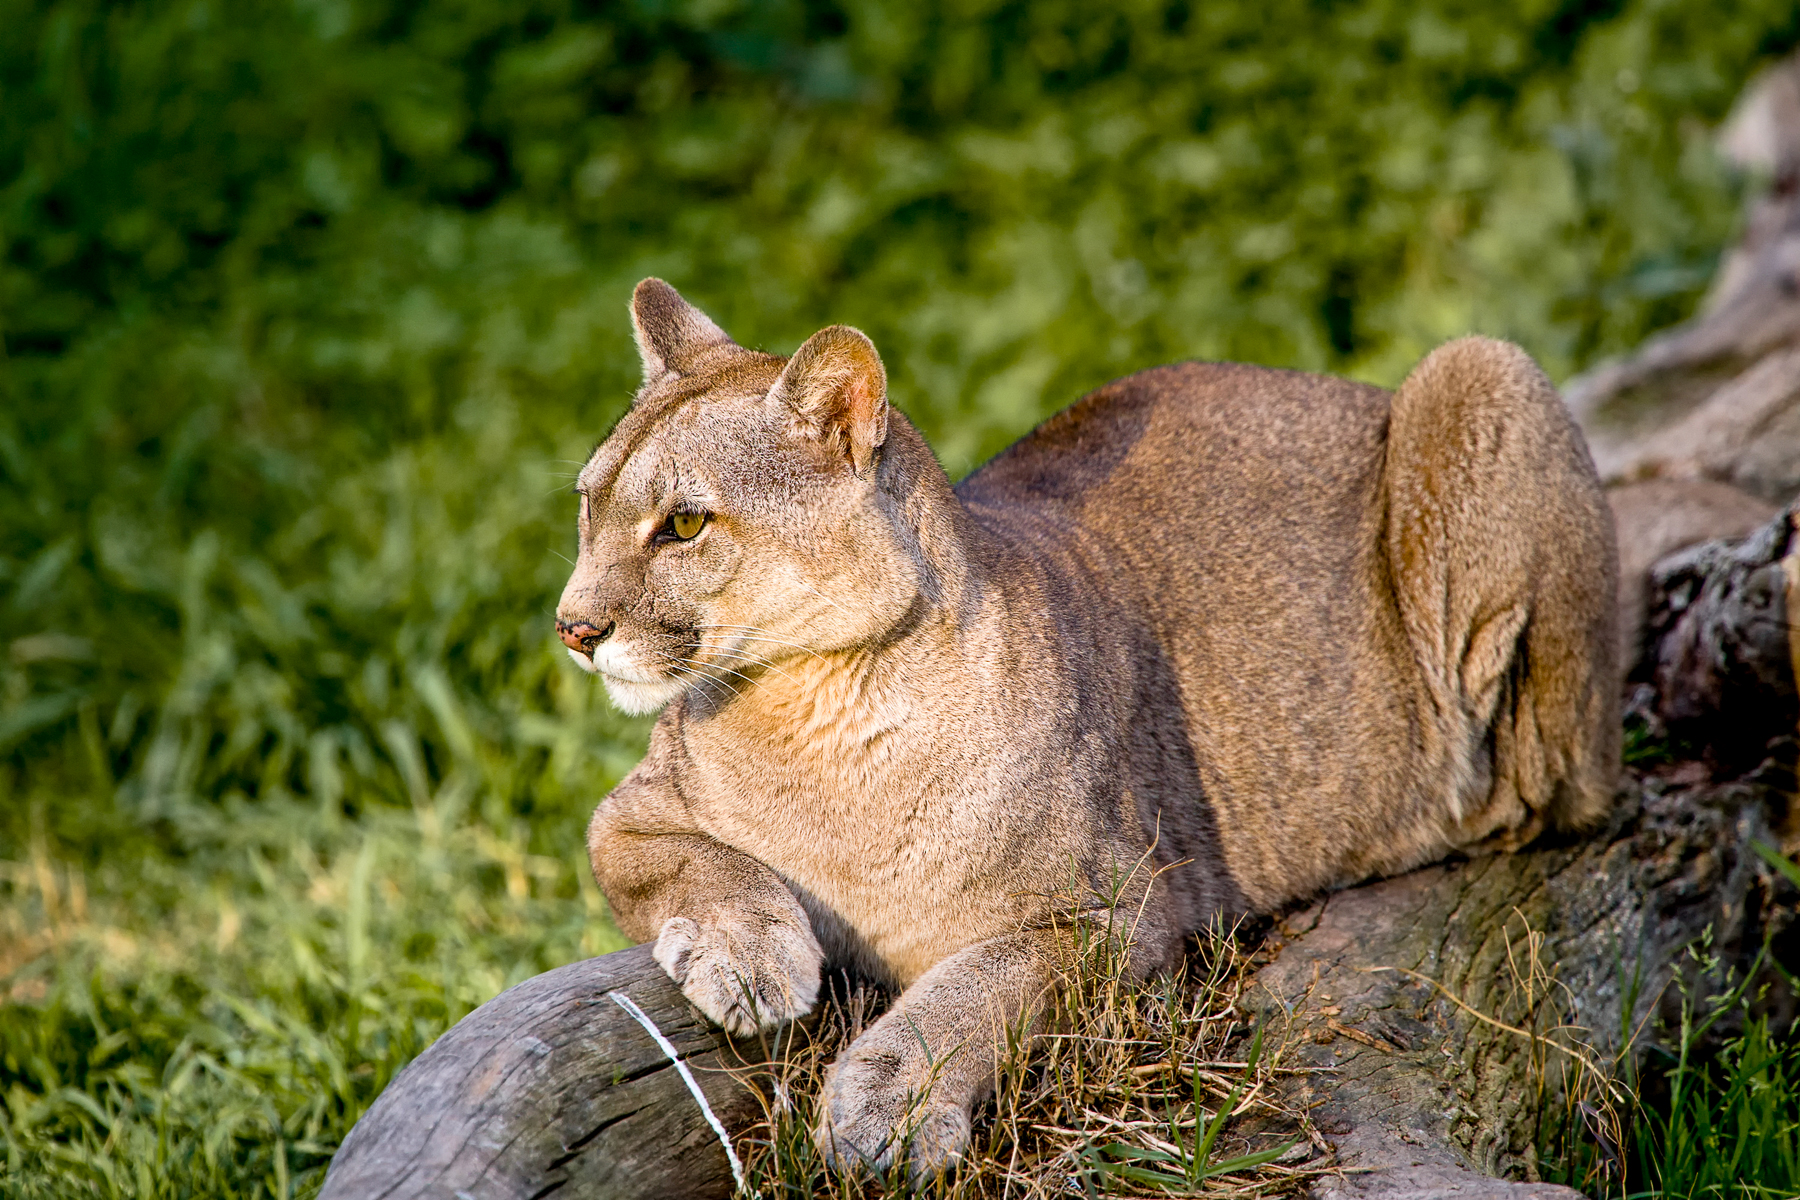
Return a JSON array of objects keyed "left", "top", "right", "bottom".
[{"left": 319, "top": 944, "right": 768, "bottom": 1200}]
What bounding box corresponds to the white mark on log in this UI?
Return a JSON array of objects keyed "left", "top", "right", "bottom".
[{"left": 608, "top": 990, "right": 746, "bottom": 1193}]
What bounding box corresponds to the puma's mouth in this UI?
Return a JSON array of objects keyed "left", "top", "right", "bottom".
[
  {"left": 599, "top": 672, "right": 690, "bottom": 715},
  {"left": 565, "top": 640, "right": 691, "bottom": 715}
]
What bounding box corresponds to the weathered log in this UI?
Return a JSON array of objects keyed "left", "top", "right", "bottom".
[
  {"left": 319, "top": 944, "right": 765, "bottom": 1200},
  {"left": 1606, "top": 479, "right": 1776, "bottom": 674},
  {"left": 1644, "top": 511, "right": 1800, "bottom": 747},
  {"left": 1565, "top": 52, "right": 1800, "bottom": 506}
]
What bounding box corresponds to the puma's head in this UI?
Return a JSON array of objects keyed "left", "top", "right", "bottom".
[{"left": 556, "top": 279, "right": 930, "bottom": 715}]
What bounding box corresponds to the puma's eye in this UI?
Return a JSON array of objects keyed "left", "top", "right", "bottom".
[{"left": 667, "top": 511, "right": 707, "bottom": 540}]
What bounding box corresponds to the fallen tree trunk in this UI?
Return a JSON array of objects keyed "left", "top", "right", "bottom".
[{"left": 319, "top": 944, "right": 768, "bottom": 1200}]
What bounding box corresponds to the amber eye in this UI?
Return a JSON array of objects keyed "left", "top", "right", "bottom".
[{"left": 667, "top": 511, "right": 707, "bottom": 540}]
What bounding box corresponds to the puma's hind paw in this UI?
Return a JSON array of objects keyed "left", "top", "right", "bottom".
[
  {"left": 652, "top": 914, "right": 822, "bottom": 1036},
  {"left": 813, "top": 1037, "right": 972, "bottom": 1180}
]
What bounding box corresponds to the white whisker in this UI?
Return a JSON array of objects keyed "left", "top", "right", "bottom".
[
  {"left": 697, "top": 659, "right": 765, "bottom": 691},
  {"left": 666, "top": 662, "right": 735, "bottom": 706},
  {"left": 699, "top": 644, "right": 803, "bottom": 689},
  {"left": 690, "top": 624, "right": 827, "bottom": 660},
  {"left": 678, "top": 658, "right": 769, "bottom": 699}
]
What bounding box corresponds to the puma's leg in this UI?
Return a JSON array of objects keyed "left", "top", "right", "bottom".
[
  {"left": 814, "top": 932, "right": 1056, "bottom": 1180},
  {"left": 815, "top": 916, "right": 1172, "bottom": 1181},
  {"left": 588, "top": 780, "right": 823, "bottom": 1036},
  {"left": 1384, "top": 337, "right": 1620, "bottom": 848}
]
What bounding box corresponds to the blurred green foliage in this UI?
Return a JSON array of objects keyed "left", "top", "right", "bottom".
[{"left": 2, "top": 0, "right": 1797, "bottom": 1193}]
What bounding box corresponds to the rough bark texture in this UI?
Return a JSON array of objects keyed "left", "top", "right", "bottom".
[
  {"left": 319, "top": 944, "right": 768, "bottom": 1200},
  {"left": 322, "top": 57, "right": 1800, "bottom": 1200},
  {"left": 1643, "top": 513, "right": 1800, "bottom": 772}
]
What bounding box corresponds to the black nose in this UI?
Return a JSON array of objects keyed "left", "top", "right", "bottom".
[{"left": 556, "top": 619, "right": 615, "bottom": 651}]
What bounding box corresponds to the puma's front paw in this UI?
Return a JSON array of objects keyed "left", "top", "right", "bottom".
[
  {"left": 814, "top": 1036, "right": 972, "bottom": 1180},
  {"left": 652, "top": 914, "right": 822, "bottom": 1036}
]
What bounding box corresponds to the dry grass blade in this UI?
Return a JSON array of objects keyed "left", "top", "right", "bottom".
[{"left": 726, "top": 919, "right": 1333, "bottom": 1198}]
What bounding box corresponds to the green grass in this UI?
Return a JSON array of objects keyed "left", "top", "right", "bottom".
[
  {"left": 1, "top": 797, "right": 631, "bottom": 1197},
  {"left": 1633, "top": 1013, "right": 1800, "bottom": 1197},
  {"left": 1528, "top": 898, "right": 1800, "bottom": 1200},
  {"left": 5, "top": 0, "right": 1800, "bottom": 1194},
  {"left": 1626, "top": 919, "right": 1800, "bottom": 1200}
]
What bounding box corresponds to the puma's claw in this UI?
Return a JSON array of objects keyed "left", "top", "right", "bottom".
[{"left": 652, "top": 915, "right": 821, "bottom": 1036}]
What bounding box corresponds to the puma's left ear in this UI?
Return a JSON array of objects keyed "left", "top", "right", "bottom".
[
  {"left": 769, "top": 325, "right": 889, "bottom": 477},
  {"left": 630, "top": 278, "right": 734, "bottom": 382}
]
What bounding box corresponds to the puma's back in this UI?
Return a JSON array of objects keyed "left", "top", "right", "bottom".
[{"left": 956, "top": 352, "right": 1618, "bottom": 908}]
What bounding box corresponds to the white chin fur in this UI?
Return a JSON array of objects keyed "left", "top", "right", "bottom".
[
  {"left": 602, "top": 674, "right": 690, "bottom": 716},
  {"left": 568, "top": 640, "right": 688, "bottom": 714}
]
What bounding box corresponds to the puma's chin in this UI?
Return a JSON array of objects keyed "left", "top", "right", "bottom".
[
  {"left": 565, "top": 643, "right": 691, "bottom": 714},
  {"left": 601, "top": 673, "right": 690, "bottom": 715}
]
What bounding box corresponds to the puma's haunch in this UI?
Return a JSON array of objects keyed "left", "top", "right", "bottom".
[{"left": 556, "top": 280, "right": 1619, "bottom": 1177}]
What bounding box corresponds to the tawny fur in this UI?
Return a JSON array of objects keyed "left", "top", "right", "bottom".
[{"left": 556, "top": 279, "right": 1621, "bottom": 1177}]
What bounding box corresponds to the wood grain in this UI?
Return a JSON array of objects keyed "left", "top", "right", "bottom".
[{"left": 319, "top": 944, "right": 762, "bottom": 1200}]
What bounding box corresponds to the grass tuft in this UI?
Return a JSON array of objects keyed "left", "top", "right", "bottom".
[{"left": 731, "top": 918, "right": 1324, "bottom": 1198}]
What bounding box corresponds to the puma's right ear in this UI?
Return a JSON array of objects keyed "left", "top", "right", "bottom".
[
  {"left": 769, "top": 325, "right": 889, "bottom": 477},
  {"left": 630, "top": 279, "right": 733, "bottom": 382}
]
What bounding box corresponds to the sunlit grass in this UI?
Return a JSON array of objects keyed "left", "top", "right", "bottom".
[
  {"left": 1625, "top": 874, "right": 1800, "bottom": 1200},
  {"left": 1632, "top": 1014, "right": 1800, "bottom": 1198},
  {"left": 0, "top": 792, "right": 628, "bottom": 1198}
]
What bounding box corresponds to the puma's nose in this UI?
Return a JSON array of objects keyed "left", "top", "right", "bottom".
[{"left": 556, "top": 619, "right": 615, "bottom": 652}]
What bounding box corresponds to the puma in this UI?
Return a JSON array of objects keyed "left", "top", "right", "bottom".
[{"left": 555, "top": 279, "right": 1619, "bottom": 1176}]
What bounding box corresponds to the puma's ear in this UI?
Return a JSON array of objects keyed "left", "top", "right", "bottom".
[
  {"left": 630, "top": 278, "right": 733, "bottom": 381},
  {"left": 769, "top": 325, "right": 889, "bottom": 477}
]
